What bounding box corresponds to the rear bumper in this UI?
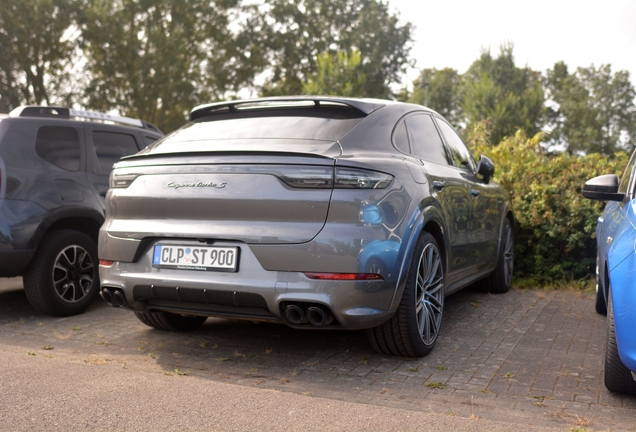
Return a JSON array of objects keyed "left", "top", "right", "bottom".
[{"left": 99, "top": 239, "right": 397, "bottom": 330}]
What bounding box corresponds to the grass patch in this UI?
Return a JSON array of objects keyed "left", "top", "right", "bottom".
[{"left": 425, "top": 382, "right": 447, "bottom": 389}]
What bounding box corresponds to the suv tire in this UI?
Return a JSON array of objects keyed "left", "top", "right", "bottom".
[
  {"left": 367, "top": 232, "right": 444, "bottom": 357},
  {"left": 23, "top": 230, "right": 99, "bottom": 316},
  {"left": 481, "top": 218, "right": 513, "bottom": 294}
]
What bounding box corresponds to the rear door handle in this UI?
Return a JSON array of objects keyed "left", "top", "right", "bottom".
[
  {"left": 470, "top": 190, "right": 480, "bottom": 197},
  {"left": 432, "top": 181, "right": 445, "bottom": 191}
]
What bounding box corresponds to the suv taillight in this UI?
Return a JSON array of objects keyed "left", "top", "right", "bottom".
[
  {"left": 334, "top": 168, "right": 392, "bottom": 189},
  {"left": 279, "top": 167, "right": 392, "bottom": 190}
]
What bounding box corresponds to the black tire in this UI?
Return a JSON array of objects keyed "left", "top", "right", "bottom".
[
  {"left": 595, "top": 256, "right": 607, "bottom": 315},
  {"left": 367, "top": 232, "right": 444, "bottom": 357},
  {"left": 135, "top": 310, "right": 208, "bottom": 331},
  {"left": 23, "top": 230, "right": 99, "bottom": 316},
  {"left": 481, "top": 218, "right": 513, "bottom": 294},
  {"left": 604, "top": 287, "right": 636, "bottom": 394}
]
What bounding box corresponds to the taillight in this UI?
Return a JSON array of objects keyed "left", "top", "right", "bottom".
[
  {"left": 334, "top": 168, "right": 392, "bottom": 189},
  {"left": 110, "top": 172, "right": 140, "bottom": 188},
  {"left": 279, "top": 167, "right": 392, "bottom": 190},
  {"left": 99, "top": 260, "right": 114, "bottom": 267},
  {"left": 304, "top": 272, "right": 384, "bottom": 281},
  {"left": 278, "top": 167, "right": 333, "bottom": 188}
]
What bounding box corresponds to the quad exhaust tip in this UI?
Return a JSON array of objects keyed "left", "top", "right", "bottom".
[
  {"left": 306, "top": 306, "right": 334, "bottom": 327},
  {"left": 284, "top": 304, "right": 306, "bottom": 325},
  {"left": 100, "top": 287, "right": 127, "bottom": 308},
  {"left": 284, "top": 303, "right": 334, "bottom": 327}
]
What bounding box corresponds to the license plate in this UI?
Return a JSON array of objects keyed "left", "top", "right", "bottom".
[{"left": 152, "top": 245, "right": 239, "bottom": 272}]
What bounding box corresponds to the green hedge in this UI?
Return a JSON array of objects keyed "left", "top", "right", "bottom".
[{"left": 466, "top": 124, "right": 628, "bottom": 282}]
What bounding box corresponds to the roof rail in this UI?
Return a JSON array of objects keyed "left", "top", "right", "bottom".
[
  {"left": 189, "top": 96, "right": 385, "bottom": 121},
  {"left": 8, "top": 106, "right": 159, "bottom": 130}
]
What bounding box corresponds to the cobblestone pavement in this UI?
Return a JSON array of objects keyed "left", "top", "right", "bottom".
[{"left": 1, "top": 277, "right": 635, "bottom": 431}]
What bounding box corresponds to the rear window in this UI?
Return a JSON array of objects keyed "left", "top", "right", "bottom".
[{"left": 145, "top": 108, "right": 365, "bottom": 154}]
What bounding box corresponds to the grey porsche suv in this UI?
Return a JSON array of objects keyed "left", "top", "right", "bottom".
[{"left": 99, "top": 97, "right": 514, "bottom": 357}]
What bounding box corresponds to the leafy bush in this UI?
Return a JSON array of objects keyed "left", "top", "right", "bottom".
[{"left": 466, "top": 123, "right": 628, "bottom": 282}]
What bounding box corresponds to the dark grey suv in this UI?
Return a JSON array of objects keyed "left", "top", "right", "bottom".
[
  {"left": 0, "top": 106, "right": 163, "bottom": 316},
  {"left": 99, "top": 97, "right": 513, "bottom": 357}
]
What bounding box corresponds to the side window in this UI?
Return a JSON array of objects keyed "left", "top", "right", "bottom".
[
  {"left": 92, "top": 131, "right": 139, "bottom": 175},
  {"left": 35, "top": 126, "right": 81, "bottom": 172},
  {"left": 436, "top": 119, "right": 475, "bottom": 172},
  {"left": 405, "top": 114, "right": 449, "bottom": 166},
  {"left": 392, "top": 121, "right": 410, "bottom": 153}
]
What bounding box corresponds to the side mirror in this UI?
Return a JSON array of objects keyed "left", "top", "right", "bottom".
[
  {"left": 476, "top": 155, "right": 495, "bottom": 183},
  {"left": 581, "top": 174, "right": 624, "bottom": 201}
]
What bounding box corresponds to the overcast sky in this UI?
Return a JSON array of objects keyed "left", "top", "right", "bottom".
[{"left": 387, "top": 0, "right": 636, "bottom": 88}]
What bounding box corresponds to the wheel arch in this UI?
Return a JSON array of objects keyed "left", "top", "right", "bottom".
[
  {"left": 27, "top": 207, "right": 104, "bottom": 250},
  {"left": 387, "top": 205, "right": 448, "bottom": 313}
]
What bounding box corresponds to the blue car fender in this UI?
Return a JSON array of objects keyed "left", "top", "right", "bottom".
[{"left": 608, "top": 222, "right": 636, "bottom": 373}]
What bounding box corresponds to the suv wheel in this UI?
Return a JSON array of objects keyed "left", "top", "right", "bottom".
[
  {"left": 367, "top": 232, "right": 444, "bottom": 357},
  {"left": 481, "top": 218, "right": 513, "bottom": 293},
  {"left": 23, "top": 230, "right": 99, "bottom": 316}
]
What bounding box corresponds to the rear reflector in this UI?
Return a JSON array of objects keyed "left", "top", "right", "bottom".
[
  {"left": 304, "top": 272, "right": 383, "bottom": 280},
  {"left": 99, "top": 260, "right": 114, "bottom": 267}
]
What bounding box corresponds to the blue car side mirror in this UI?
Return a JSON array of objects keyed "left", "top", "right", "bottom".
[{"left": 581, "top": 174, "right": 624, "bottom": 201}]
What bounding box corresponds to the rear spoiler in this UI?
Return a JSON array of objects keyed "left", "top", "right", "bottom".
[{"left": 189, "top": 97, "right": 386, "bottom": 121}]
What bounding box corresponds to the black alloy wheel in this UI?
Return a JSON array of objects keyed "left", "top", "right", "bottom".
[{"left": 23, "top": 230, "right": 99, "bottom": 316}]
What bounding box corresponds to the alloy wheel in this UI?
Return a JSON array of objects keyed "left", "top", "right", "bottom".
[
  {"left": 52, "top": 245, "right": 95, "bottom": 303},
  {"left": 415, "top": 243, "right": 444, "bottom": 345}
]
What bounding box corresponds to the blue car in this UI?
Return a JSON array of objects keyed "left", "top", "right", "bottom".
[{"left": 582, "top": 158, "right": 636, "bottom": 395}]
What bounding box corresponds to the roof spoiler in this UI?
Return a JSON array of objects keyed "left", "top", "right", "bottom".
[
  {"left": 189, "top": 96, "right": 385, "bottom": 121},
  {"left": 9, "top": 106, "right": 162, "bottom": 133}
]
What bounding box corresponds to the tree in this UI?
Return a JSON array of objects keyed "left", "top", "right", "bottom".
[
  {"left": 302, "top": 50, "right": 366, "bottom": 96},
  {"left": 259, "top": 0, "right": 413, "bottom": 98},
  {"left": 462, "top": 44, "right": 544, "bottom": 144},
  {"left": 408, "top": 68, "right": 462, "bottom": 127},
  {"left": 545, "top": 62, "right": 636, "bottom": 155},
  {"left": 79, "top": 0, "right": 263, "bottom": 133},
  {"left": 0, "top": 0, "right": 81, "bottom": 112}
]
